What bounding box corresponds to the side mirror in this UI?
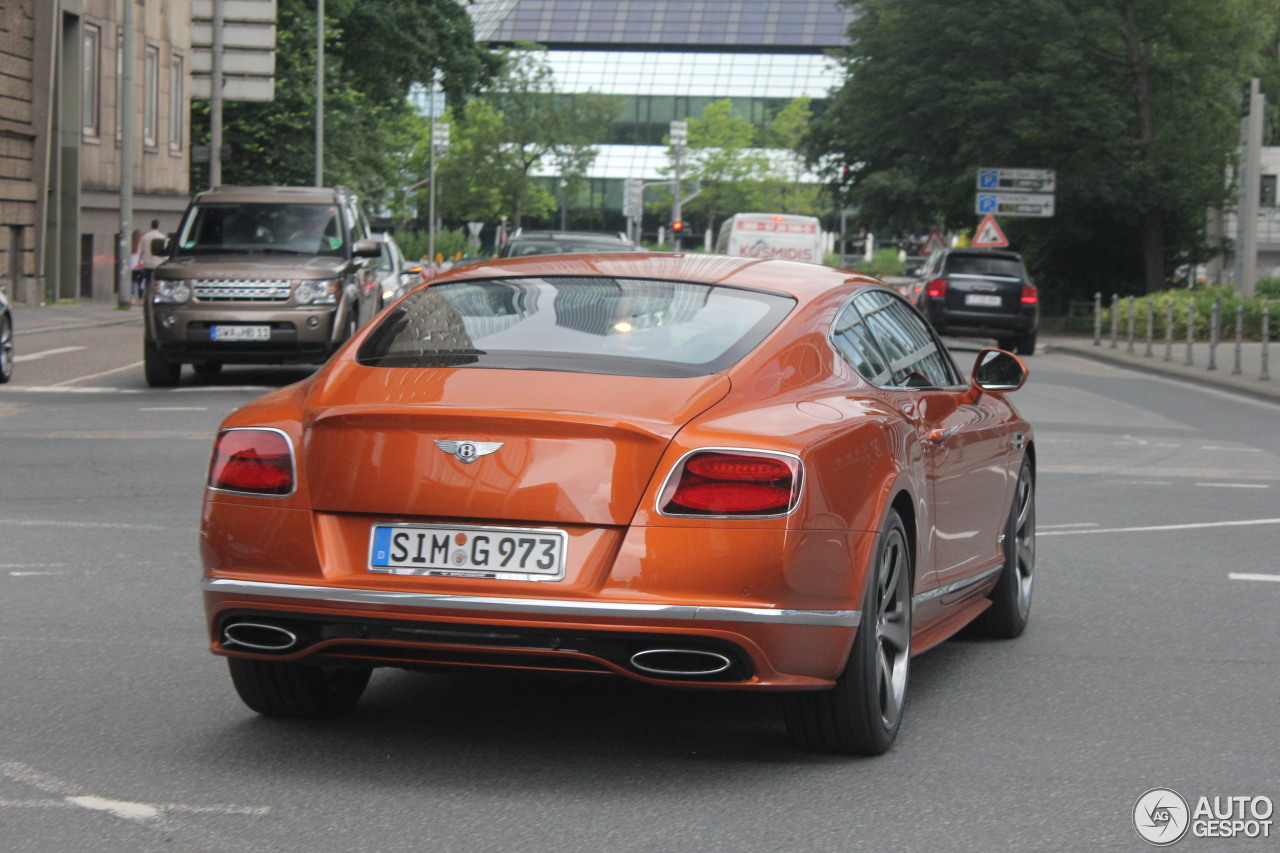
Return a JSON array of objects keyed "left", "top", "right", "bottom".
[
  {"left": 972, "top": 349, "right": 1028, "bottom": 392},
  {"left": 353, "top": 238, "right": 381, "bottom": 258},
  {"left": 150, "top": 236, "right": 170, "bottom": 256}
]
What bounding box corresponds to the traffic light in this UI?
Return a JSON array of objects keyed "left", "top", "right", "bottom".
[{"left": 671, "top": 220, "right": 686, "bottom": 234}]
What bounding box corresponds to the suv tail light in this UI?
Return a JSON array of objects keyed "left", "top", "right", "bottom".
[
  {"left": 926, "top": 278, "right": 947, "bottom": 298},
  {"left": 1020, "top": 284, "right": 1039, "bottom": 304},
  {"left": 659, "top": 450, "right": 802, "bottom": 517},
  {"left": 208, "top": 428, "right": 295, "bottom": 496}
]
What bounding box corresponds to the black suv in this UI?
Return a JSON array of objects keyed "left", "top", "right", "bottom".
[{"left": 909, "top": 248, "right": 1039, "bottom": 355}]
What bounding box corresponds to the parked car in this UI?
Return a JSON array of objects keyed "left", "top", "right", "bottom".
[
  {"left": 499, "top": 230, "right": 639, "bottom": 258},
  {"left": 143, "top": 185, "right": 382, "bottom": 387},
  {"left": 370, "top": 232, "right": 415, "bottom": 307},
  {"left": 909, "top": 248, "right": 1039, "bottom": 355},
  {"left": 0, "top": 287, "right": 12, "bottom": 383},
  {"left": 200, "top": 252, "right": 1036, "bottom": 756}
]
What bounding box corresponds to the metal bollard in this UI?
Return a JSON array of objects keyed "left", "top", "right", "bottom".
[
  {"left": 1232, "top": 305, "right": 1243, "bottom": 375},
  {"left": 1144, "top": 299, "right": 1154, "bottom": 357},
  {"left": 1093, "top": 292, "right": 1102, "bottom": 346},
  {"left": 1126, "top": 296, "right": 1136, "bottom": 354},
  {"left": 1207, "top": 298, "right": 1220, "bottom": 371},
  {"left": 1164, "top": 300, "right": 1174, "bottom": 362},
  {"left": 1110, "top": 294, "right": 1119, "bottom": 348},
  {"left": 1185, "top": 304, "right": 1195, "bottom": 366},
  {"left": 1263, "top": 305, "right": 1271, "bottom": 381}
]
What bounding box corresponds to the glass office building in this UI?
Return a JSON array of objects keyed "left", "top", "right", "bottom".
[{"left": 459, "top": 0, "right": 856, "bottom": 231}]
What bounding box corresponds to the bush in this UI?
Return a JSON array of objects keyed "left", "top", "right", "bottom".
[
  {"left": 848, "top": 248, "right": 904, "bottom": 277},
  {"left": 1097, "top": 286, "right": 1279, "bottom": 341}
]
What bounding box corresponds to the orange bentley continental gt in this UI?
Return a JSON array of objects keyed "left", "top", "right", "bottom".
[{"left": 200, "top": 252, "right": 1036, "bottom": 755}]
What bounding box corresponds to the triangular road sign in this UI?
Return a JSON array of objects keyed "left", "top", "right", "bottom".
[
  {"left": 972, "top": 214, "right": 1008, "bottom": 248},
  {"left": 921, "top": 228, "right": 946, "bottom": 254}
]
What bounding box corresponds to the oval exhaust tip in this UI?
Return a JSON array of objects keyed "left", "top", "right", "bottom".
[
  {"left": 223, "top": 622, "right": 299, "bottom": 652},
  {"left": 630, "top": 648, "right": 733, "bottom": 677}
]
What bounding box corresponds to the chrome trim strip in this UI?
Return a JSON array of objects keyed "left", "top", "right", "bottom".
[
  {"left": 202, "top": 578, "right": 860, "bottom": 628},
  {"left": 911, "top": 564, "right": 1003, "bottom": 607}
]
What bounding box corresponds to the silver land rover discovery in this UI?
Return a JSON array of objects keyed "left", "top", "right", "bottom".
[{"left": 143, "top": 186, "right": 381, "bottom": 386}]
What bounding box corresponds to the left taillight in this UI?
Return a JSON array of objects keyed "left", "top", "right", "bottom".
[
  {"left": 208, "top": 428, "right": 295, "bottom": 496},
  {"left": 1021, "top": 284, "right": 1039, "bottom": 304},
  {"left": 659, "top": 449, "right": 802, "bottom": 518}
]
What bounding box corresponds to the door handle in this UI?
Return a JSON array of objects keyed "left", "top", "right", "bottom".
[{"left": 925, "top": 427, "right": 957, "bottom": 444}]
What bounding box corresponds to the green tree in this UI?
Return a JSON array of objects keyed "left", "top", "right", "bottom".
[
  {"left": 191, "top": 0, "right": 495, "bottom": 207},
  {"left": 666, "top": 99, "right": 772, "bottom": 238},
  {"left": 481, "top": 47, "right": 621, "bottom": 228},
  {"left": 753, "top": 97, "right": 825, "bottom": 215},
  {"left": 809, "top": 0, "right": 1275, "bottom": 301}
]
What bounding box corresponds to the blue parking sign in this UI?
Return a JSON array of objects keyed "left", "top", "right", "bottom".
[
  {"left": 978, "top": 169, "right": 998, "bottom": 189},
  {"left": 977, "top": 193, "right": 998, "bottom": 213}
]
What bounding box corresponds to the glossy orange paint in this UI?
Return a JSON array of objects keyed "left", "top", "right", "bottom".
[{"left": 201, "top": 254, "right": 1032, "bottom": 695}]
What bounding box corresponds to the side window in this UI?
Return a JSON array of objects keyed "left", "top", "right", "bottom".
[
  {"left": 831, "top": 302, "right": 892, "bottom": 386},
  {"left": 853, "top": 290, "right": 962, "bottom": 388}
]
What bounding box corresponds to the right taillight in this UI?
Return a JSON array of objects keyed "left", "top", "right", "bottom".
[
  {"left": 926, "top": 278, "right": 947, "bottom": 298},
  {"left": 208, "top": 428, "right": 295, "bottom": 496},
  {"left": 659, "top": 450, "right": 802, "bottom": 518},
  {"left": 1021, "top": 284, "right": 1039, "bottom": 304}
]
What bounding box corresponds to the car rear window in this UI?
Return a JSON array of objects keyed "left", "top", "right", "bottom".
[
  {"left": 356, "top": 277, "right": 794, "bottom": 377},
  {"left": 505, "top": 239, "right": 632, "bottom": 256},
  {"left": 945, "top": 254, "right": 1024, "bottom": 277}
]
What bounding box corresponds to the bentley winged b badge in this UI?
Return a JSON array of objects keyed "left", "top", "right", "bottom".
[{"left": 435, "top": 440, "right": 503, "bottom": 464}]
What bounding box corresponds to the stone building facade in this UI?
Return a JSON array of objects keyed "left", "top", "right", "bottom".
[{"left": 0, "top": 0, "right": 190, "bottom": 304}]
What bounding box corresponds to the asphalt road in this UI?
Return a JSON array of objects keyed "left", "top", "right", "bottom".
[{"left": 1, "top": 321, "right": 1277, "bottom": 852}]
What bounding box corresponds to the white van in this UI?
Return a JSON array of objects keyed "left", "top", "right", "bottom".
[{"left": 715, "top": 213, "right": 824, "bottom": 263}]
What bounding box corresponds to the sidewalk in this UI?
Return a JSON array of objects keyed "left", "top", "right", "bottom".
[
  {"left": 1043, "top": 333, "right": 1278, "bottom": 404},
  {"left": 10, "top": 299, "right": 144, "bottom": 334}
]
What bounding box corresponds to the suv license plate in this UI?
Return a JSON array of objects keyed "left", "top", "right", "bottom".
[
  {"left": 369, "top": 523, "right": 566, "bottom": 580},
  {"left": 964, "top": 294, "right": 1002, "bottom": 307},
  {"left": 212, "top": 325, "right": 271, "bottom": 341}
]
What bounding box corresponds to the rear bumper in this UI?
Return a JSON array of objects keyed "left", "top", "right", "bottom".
[
  {"left": 926, "top": 306, "right": 1038, "bottom": 338},
  {"left": 202, "top": 577, "right": 858, "bottom": 689}
]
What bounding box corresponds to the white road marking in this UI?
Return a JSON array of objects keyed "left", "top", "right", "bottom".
[
  {"left": 1197, "top": 483, "right": 1269, "bottom": 489},
  {"left": 0, "top": 563, "right": 68, "bottom": 569},
  {"left": 13, "top": 346, "right": 87, "bottom": 363},
  {"left": 1229, "top": 573, "right": 1280, "bottom": 583},
  {"left": 11, "top": 386, "right": 142, "bottom": 394},
  {"left": 0, "top": 760, "right": 270, "bottom": 826},
  {"left": 7, "top": 571, "right": 73, "bottom": 577},
  {"left": 1040, "top": 518, "right": 1280, "bottom": 536},
  {"left": 0, "top": 519, "right": 166, "bottom": 531},
  {"left": 1038, "top": 523, "right": 1100, "bottom": 530},
  {"left": 140, "top": 406, "right": 208, "bottom": 411},
  {"left": 53, "top": 360, "right": 144, "bottom": 386}
]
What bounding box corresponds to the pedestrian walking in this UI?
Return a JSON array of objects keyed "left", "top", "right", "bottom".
[
  {"left": 129, "top": 228, "right": 145, "bottom": 303},
  {"left": 139, "top": 219, "right": 167, "bottom": 298}
]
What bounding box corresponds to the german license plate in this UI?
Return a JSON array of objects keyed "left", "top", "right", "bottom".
[
  {"left": 369, "top": 523, "right": 566, "bottom": 580},
  {"left": 964, "top": 293, "right": 1002, "bottom": 307},
  {"left": 211, "top": 325, "right": 271, "bottom": 341}
]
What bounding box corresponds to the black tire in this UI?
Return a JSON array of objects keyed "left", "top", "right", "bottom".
[
  {"left": 227, "top": 658, "right": 371, "bottom": 719},
  {"left": 977, "top": 458, "right": 1035, "bottom": 638},
  {"left": 192, "top": 360, "right": 223, "bottom": 377},
  {"left": 0, "top": 314, "right": 13, "bottom": 384},
  {"left": 784, "top": 510, "right": 912, "bottom": 755},
  {"left": 1014, "top": 332, "right": 1037, "bottom": 356},
  {"left": 143, "top": 340, "right": 181, "bottom": 387}
]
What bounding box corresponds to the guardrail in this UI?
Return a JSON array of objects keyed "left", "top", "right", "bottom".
[{"left": 1091, "top": 292, "right": 1271, "bottom": 381}]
